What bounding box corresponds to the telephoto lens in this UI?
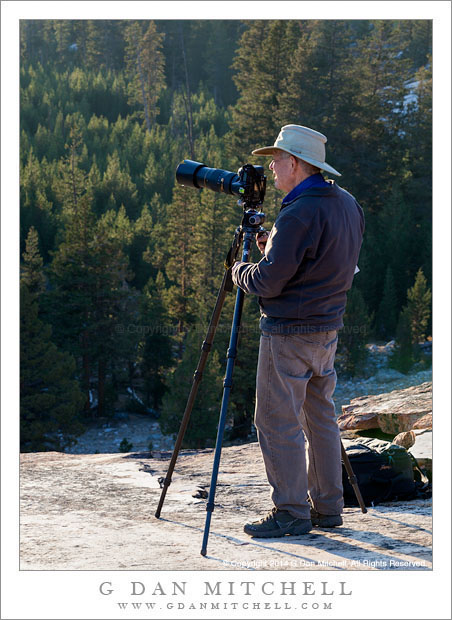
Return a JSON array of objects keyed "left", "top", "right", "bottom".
[{"left": 176, "top": 160, "right": 242, "bottom": 196}]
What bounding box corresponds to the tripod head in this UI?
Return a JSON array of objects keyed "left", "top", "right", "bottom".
[{"left": 241, "top": 207, "right": 266, "bottom": 232}]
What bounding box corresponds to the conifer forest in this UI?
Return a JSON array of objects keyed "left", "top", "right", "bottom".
[{"left": 20, "top": 19, "right": 432, "bottom": 452}]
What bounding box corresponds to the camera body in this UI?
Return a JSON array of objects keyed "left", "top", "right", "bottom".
[{"left": 176, "top": 160, "right": 266, "bottom": 209}]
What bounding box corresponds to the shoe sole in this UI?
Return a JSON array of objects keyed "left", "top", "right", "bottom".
[
  {"left": 244, "top": 522, "right": 312, "bottom": 538},
  {"left": 311, "top": 517, "right": 343, "bottom": 528}
]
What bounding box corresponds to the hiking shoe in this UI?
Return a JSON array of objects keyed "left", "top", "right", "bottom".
[
  {"left": 244, "top": 508, "right": 312, "bottom": 538},
  {"left": 310, "top": 509, "right": 343, "bottom": 528}
]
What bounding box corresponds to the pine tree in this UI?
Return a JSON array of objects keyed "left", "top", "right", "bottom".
[
  {"left": 376, "top": 265, "right": 398, "bottom": 340},
  {"left": 128, "top": 202, "right": 155, "bottom": 289},
  {"left": 227, "top": 20, "right": 312, "bottom": 215},
  {"left": 399, "top": 61, "right": 432, "bottom": 285},
  {"left": 188, "top": 128, "right": 238, "bottom": 315},
  {"left": 20, "top": 283, "right": 85, "bottom": 452},
  {"left": 124, "top": 21, "right": 166, "bottom": 132},
  {"left": 347, "top": 20, "right": 413, "bottom": 199},
  {"left": 277, "top": 20, "right": 360, "bottom": 176},
  {"left": 21, "top": 226, "right": 46, "bottom": 297},
  {"left": 50, "top": 128, "right": 98, "bottom": 411},
  {"left": 337, "top": 286, "right": 372, "bottom": 377},
  {"left": 276, "top": 21, "right": 314, "bottom": 125},
  {"left": 160, "top": 181, "right": 200, "bottom": 355},
  {"left": 142, "top": 124, "right": 182, "bottom": 204},
  {"left": 368, "top": 184, "right": 415, "bottom": 318},
  {"left": 50, "top": 127, "right": 139, "bottom": 416},
  {"left": 406, "top": 268, "right": 431, "bottom": 345},
  {"left": 226, "top": 295, "right": 261, "bottom": 441},
  {"left": 84, "top": 20, "right": 104, "bottom": 69},
  {"left": 51, "top": 203, "right": 139, "bottom": 417},
  {"left": 90, "top": 206, "right": 139, "bottom": 413},
  {"left": 138, "top": 272, "right": 174, "bottom": 410},
  {"left": 390, "top": 306, "right": 414, "bottom": 374},
  {"left": 228, "top": 21, "right": 300, "bottom": 162},
  {"left": 84, "top": 20, "right": 125, "bottom": 71},
  {"left": 159, "top": 328, "right": 223, "bottom": 448},
  {"left": 20, "top": 150, "right": 56, "bottom": 260},
  {"left": 390, "top": 268, "right": 431, "bottom": 370},
  {"left": 401, "top": 20, "right": 431, "bottom": 70},
  {"left": 278, "top": 21, "right": 356, "bottom": 122},
  {"left": 177, "top": 21, "right": 196, "bottom": 159},
  {"left": 20, "top": 20, "right": 45, "bottom": 64},
  {"left": 100, "top": 150, "right": 139, "bottom": 219},
  {"left": 53, "top": 20, "right": 73, "bottom": 68},
  {"left": 193, "top": 21, "right": 242, "bottom": 108}
]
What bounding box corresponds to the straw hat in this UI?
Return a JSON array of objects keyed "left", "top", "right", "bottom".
[{"left": 252, "top": 124, "right": 341, "bottom": 176}]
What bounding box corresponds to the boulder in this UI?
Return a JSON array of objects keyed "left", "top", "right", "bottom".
[
  {"left": 409, "top": 430, "right": 432, "bottom": 475},
  {"left": 392, "top": 430, "right": 416, "bottom": 449},
  {"left": 412, "top": 413, "right": 432, "bottom": 430},
  {"left": 376, "top": 382, "right": 432, "bottom": 434},
  {"left": 338, "top": 381, "right": 432, "bottom": 435},
  {"left": 337, "top": 405, "right": 378, "bottom": 431}
]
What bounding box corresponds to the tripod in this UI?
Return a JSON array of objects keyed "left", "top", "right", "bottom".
[{"left": 155, "top": 209, "right": 366, "bottom": 557}]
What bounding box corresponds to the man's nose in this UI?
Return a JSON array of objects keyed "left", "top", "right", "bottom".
[{"left": 269, "top": 160, "right": 275, "bottom": 170}]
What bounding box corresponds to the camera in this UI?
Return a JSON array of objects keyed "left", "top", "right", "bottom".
[{"left": 176, "top": 160, "right": 266, "bottom": 209}]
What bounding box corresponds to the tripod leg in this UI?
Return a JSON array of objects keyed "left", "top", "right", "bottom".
[
  {"left": 200, "top": 232, "right": 253, "bottom": 556},
  {"left": 155, "top": 267, "right": 232, "bottom": 519},
  {"left": 341, "top": 441, "right": 368, "bottom": 514},
  {"left": 201, "top": 286, "right": 245, "bottom": 555}
]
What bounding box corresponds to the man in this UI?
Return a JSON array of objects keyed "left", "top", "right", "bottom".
[{"left": 231, "top": 124, "right": 364, "bottom": 538}]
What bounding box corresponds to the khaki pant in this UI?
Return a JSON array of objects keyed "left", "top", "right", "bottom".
[{"left": 255, "top": 330, "right": 344, "bottom": 519}]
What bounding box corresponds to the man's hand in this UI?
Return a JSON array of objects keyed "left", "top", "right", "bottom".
[{"left": 256, "top": 230, "right": 269, "bottom": 254}]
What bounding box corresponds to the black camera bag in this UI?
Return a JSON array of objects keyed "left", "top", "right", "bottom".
[{"left": 341, "top": 437, "right": 429, "bottom": 506}]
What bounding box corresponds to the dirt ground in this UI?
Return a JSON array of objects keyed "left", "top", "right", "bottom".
[{"left": 19, "top": 442, "right": 432, "bottom": 572}]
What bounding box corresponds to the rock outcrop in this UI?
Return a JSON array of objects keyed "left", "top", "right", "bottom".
[
  {"left": 20, "top": 444, "right": 432, "bottom": 572},
  {"left": 337, "top": 382, "right": 432, "bottom": 435}
]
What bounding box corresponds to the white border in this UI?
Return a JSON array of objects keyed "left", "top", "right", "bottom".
[{"left": 2, "top": 2, "right": 451, "bottom": 619}]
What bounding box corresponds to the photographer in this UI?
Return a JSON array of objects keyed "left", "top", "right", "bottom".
[{"left": 232, "top": 124, "right": 364, "bottom": 538}]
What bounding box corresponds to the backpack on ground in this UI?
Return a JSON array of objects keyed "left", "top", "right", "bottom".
[{"left": 341, "top": 437, "right": 430, "bottom": 507}]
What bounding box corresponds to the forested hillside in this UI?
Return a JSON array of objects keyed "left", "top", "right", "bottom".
[{"left": 20, "top": 19, "right": 432, "bottom": 451}]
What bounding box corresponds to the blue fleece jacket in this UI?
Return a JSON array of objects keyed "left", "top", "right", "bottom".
[{"left": 231, "top": 180, "right": 365, "bottom": 333}]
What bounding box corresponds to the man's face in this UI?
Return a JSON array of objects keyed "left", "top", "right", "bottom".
[{"left": 269, "top": 151, "right": 297, "bottom": 193}]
